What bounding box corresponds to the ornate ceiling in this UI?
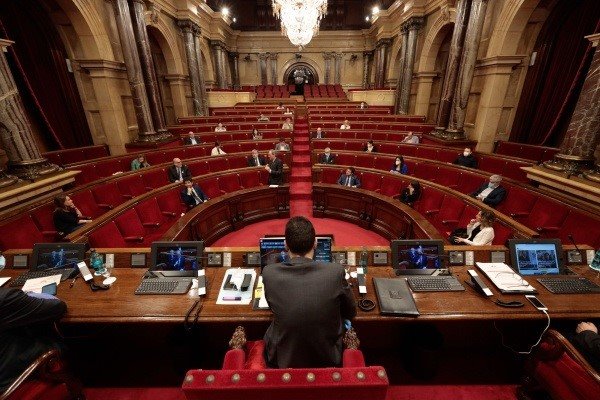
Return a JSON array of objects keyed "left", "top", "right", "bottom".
[{"left": 206, "top": 0, "right": 395, "bottom": 31}]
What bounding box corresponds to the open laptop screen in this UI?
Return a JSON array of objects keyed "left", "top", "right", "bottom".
[
  {"left": 259, "top": 236, "right": 333, "bottom": 268},
  {"left": 509, "top": 239, "right": 562, "bottom": 276},
  {"left": 150, "top": 241, "right": 204, "bottom": 272},
  {"left": 32, "top": 243, "right": 86, "bottom": 271},
  {"left": 391, "top": 240, "right": 444, "bottom": 274}
]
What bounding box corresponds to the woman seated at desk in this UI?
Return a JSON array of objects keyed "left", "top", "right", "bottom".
[
  {"left": 452, "top": 210, "right": 495, "bottom": 246},
  {"left": 53, "top": 195, "right": 91, "bottom": 235}
]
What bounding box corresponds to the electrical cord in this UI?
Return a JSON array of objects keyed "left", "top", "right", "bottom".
[
  {"left": 493, "top": 309, "right": 551, "bottom": 355},
  {"left": 358, "top": 296, "right": 376, "bottom": 312}
]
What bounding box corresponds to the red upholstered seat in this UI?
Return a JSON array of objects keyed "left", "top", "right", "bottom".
[
  {"left": 373, "top": 155, "right": 393, "bottom": 171},
  {"left": 414, "top": 187, "right": 444, "bottom": 216},
  {"left": 336, "top": 154, "right": 356, "bottom": 167},
  {"left": 322, "top": 168, "right": 343, "bottom": 184},
  {"left": 227, "top": 156, "right": 247, "bottom": 170},
  {"left": 523, "top": 197, "right": 569, "bottom": 236},
  {"left": 140, "top": 169, "right": 167, "bottom": 190},
  {"left": 360, "top": 172, "right": 382, "bottom": 192},
  {"left": 156, "top": 190, "right": 186, "bottom": 218},
  {"left": 379, "top": 175, "right": 405, "bottom": 197},
  {"left": 91, "top": 182, "right": 124, "bottom": 210},
  {"left": 239, "top": 170, "right": 262, "bottom": 188},
  {"left": 521, "top": 329, "right": 600, "bottom": 400},
  {"left": 208, "top": 157, "right": 229, "bottom": 173},
  {"left": 219, "top": 175, "right": 243, "bottom": 193},
  {"left": 1, "top": 349, "right": 80, "bottom": 400},
  {"left": 496, "top": 185, "right": 537, "bottom": 218},
  {"left": 355, "top": 154, "right": 374, "bottom": 169},
  {"left": 182, "top": 340, "right": 388, "bottom": 400},
  {"left": 200, "top": 177, "right": 226, "bottom": 198},
  {"left": 114, "top": 209, "right": 148, "bottom": 244},
  {"left": 493, "top": 223, "right": 514, "bottom": 245},
  {"left": 71, "top": 163, "right": 98, "bottom": 186},
  {"left": 135, "top": 198, "right": 175, "bottom": 236},
  {"left": 345, "top": 142, "right": 363, "bottom": 152},
  {"left": 117, "top": 174, "right": 147, "bottom": 199},
  {"left": 89, "top": 221, "right": 128, "bottom": 248},
  {"left": 558, "top": 211, "right": 600, "bottom": 248},
  {"left": 189, "top": 161, "right": 210, "bottom": 176},
  {"left": 432, "top": 195, "right": 466, "bottom": 231},
  {"left": 431, "top": 168, "right": 461, "bottom": 189},
  {"left": 0, "top": 215, "right": 45, "bottom": 251},
  {"left": 31, "top": 204, "right": 60, "bottom": 241}
]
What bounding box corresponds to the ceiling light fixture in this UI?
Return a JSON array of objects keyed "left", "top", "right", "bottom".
[
  {"left": 222, "top": 7, "right": 229, "bottom": 16},
  {"left": 372, "top": 6, "right": 380, "bottom": 15},
  {"left": 272, "top": 0, "right": 328, "bottom": 50}
]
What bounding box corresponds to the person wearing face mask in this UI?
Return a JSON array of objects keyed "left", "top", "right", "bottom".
[
  {"left": 390, "top": 156, "right": 408, "bottom": 174},
  {"left": 319, "top": 147, "right": 335, "bottom": 164},
  {"left": 454, "top": 147, "right": 478, "bottom": 168},
  {"left": 470, "top": 175, "right": 507, "bottom": 206},
  {"left": 399, "top": 181, "right": 420, "bottom": 206},
  {"left": 363, "top": 140, "right": 377, "bottom": 153}
]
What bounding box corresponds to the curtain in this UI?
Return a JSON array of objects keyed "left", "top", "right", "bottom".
[
  {"left": 0, "top": 0, "right": 92, "bottom": 150},
  {"left": 510, "top": 0, "right": 600, "bottom": 146}
]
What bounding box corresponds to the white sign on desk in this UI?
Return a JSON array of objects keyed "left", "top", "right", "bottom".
[{"left": 216, "top": 268, "right": 256, "bottom": 305}]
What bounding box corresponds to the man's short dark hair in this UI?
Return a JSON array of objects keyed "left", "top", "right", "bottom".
[{"left": 285, "top": 217, "right": 315, "bottom": 256}]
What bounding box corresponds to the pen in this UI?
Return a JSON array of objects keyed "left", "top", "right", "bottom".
[
  {"left": 69, "top": 276, "right": 78, "bottom": 288},
  {"left": 222, "top": 296, "right": 242, "bottom": 301}
]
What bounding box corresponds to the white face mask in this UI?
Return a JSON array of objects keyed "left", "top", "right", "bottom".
[
  {"left": 0, "top": 255, "right": 5, "bottom": 269},
  {"left": 464, "top": 151, "right": 470, "bottom": 157},
  {"left": 395, "top": 160, "right": 401, "bottom": 165},
  {"left": 489, "top": 182, "right": 497, "bottom": 188}
]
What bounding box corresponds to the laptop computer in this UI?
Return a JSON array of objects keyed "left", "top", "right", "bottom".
[
  {"left": 149, "top": 241, "right": 204, "bottom": 277},
  {"left": 508, "top": 239, "right": 600, "bottom": 294},
  {"left": 391, "top": 239, "right": 446, "bottom": 276}
]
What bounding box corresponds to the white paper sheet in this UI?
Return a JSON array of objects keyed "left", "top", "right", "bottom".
[
  {"left": 476, "top": 262, "right": 536, "bottom": 293},
  {"left": 21, "top": 274, "right": 62, "bottom": 293},
  {"left": 216, "top": 268, "right": 256, "bottom": 305},
  {"left": 0, "top": 277, "right": 11, "bottom": 287}
]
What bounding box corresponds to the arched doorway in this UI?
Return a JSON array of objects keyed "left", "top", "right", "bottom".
[
  {"left": 148, "top": 27, "right": 174, "bottom": 125},
  {"left": 283, "top": 62, "right": 319, "bottom": 94}
]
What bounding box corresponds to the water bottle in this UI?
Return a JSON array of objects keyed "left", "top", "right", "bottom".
[
  {"left": 359, "top": 247, "right": 368, "bottom": 275},
  {"left": 90, "top": 249, "right": 106, "bottom": 276}
]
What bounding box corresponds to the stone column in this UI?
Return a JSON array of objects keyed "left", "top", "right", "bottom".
[
  {"left": 192, "top": 26, "right": 208, "bottom": 115},
  {"left": 258, "top": 53, "right": 268, "bottom": 85},
  {"left": 394, "top": 27, "right": 409, "bottom": 114},
  {"left": 374, "top": 39, "right": 392, "bottom": 89},
  {"left": 179, "top": 20, "right": 203, "bottom": 115},
  {"left": 446, "top": 0, "right": 489, "bottom": 139},
  {"left": 323, "top": 52, "right": 333, "bottom": 85},
  {"left": 212, "top": 41, "right": 227, "bottom": 89},
  {"left": 398, "top": 17, "right": 424, "bottom": 114},
  {"left": 362, "top": 51, "right": 373, "bottom": 89},
  {"left": 544, "top": 33, "right": 600, "bottom": 180},
  {"left": 269, "top": 53, "right": 278, "bottom": 85},
  {"left": 333, "top": 53, "right": 343, "bottom": 84},
  {"left": 112, "top": 0, "right": 157, "bottom": 141},
  {"left": 230, "top": 52, "right": 241, "bottom": 89},
  {"left": 0, "top": 39, "right": 57, "bottom": 181},
  {"left": 130, "top": 0, "right": 169, "bottom": 138},
  {"left": 433, "top": 0, "right": 471, "bottom": 136}
]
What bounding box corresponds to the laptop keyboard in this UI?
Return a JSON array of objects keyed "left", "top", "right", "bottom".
[
  {"left": 10, "top": 268, "right": 77, "bottom": 287},
  {"left": 407, "top": 276, "right": 465, "bottom": 292},
  {"left": 536, "top": 277, "right": 600, "bottom": 294},
  {"left": 135, "top": 279, "right": 192, "bottom": 295}
]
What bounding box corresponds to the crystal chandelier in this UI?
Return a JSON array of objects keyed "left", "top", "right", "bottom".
[{"left": 272, "top": 0, "right": 328, "bottom": 49}]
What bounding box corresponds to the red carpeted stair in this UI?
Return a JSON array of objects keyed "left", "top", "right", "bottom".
[{"left": 289, "top": 116, "right": 313, "bottom": 217}]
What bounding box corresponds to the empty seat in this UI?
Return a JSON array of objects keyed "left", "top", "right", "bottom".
[
  {"left": 91, "top": 182, "right": 124, "bottom": 210},
  {"left": 239, "top": 170, "right": 262, "bottom": 188},
  {"left": 142, "top": 168, "right": 168, "bottom": 190},
  {"left": 114, "top": 209, "right": 146, "bottom": 244},
  {"left": 0, "top": 215, "right": 45, "bottom": 251},
  {"left": 219, "top": 174, "right": 243, "bottom": 193},
  {"left": 117, "top": 174, "right": 147, "bottom": 199},
  {"left": 89, "top": 221, "right": 128, "bottom": 248}
]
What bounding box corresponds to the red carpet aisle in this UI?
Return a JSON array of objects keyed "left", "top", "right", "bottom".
[{"left": 289, "top": 116, "right": 313, "bottom": 217}]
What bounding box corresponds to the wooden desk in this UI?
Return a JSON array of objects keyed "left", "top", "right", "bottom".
[{"left": 3, "top": 265, "right": 599, "bottom": 324}]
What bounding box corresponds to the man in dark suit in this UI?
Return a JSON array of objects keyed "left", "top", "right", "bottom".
[
  {"left": 453, "top": 147, "right": 478, "bottom": 168},
  {"left": 470, "top": 174, "right": 506, "bottom": 206},
  {"left": 262, "top": 217, "right": 356, "bottom": 368},
  {"left": 184, "top": 131, "right": 200, "bottom": 145},
  {"left": 319, "top": 147, "right": 335, "bottom": 164},
  {"left": 247, "top": 149, "right": 266, "bottom": 167},
  {"left": 180, "top": 179, "right": 209, "bottom": 209},
  {"left": 265, "top": 150, "right": 283, "bottom": 185},
  {"left": 337, "top": 167, "right": 361, "bottom": 188},
  {"left": 0, "top": 288, "right": 66, "bottom": 391},
  {"left": 167, "top": 158, "right": 192, "bottom": 183}
]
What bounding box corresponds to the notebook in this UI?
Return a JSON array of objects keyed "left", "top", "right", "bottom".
[{"left": 373, "top": 277, "right": 419, "bottom": 316}]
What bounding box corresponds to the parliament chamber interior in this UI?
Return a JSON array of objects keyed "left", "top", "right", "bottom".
[{"left": 0, "top": 0, "right": 599, "bottom": 399}]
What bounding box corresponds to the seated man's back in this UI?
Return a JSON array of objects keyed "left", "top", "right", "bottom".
[
  {"left": 262, "top": 216, "right": 356, "bottom": 369},
  {"left": 263, "top": 259, "right": 355, "bottom": 368}
]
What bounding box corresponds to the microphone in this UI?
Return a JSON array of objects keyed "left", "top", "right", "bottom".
[{"left": 567, "top": 234, "right": 583, "bottom": 264}]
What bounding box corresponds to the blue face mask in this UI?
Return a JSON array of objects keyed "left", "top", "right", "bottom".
[{"left": 488, "top": 183, "right": 497, "bottom": 189}]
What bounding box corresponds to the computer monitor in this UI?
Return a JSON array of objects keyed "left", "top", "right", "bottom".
[
  {"left": 31, "top": 243, "right": 86, "bottom": 271},
  {"left": 259, "top": 236, "right": 333, "bottom": 268},
  {"left": 508, "top": 239, "right": 564, "bottom": 276},
  {"left": 149, "top": 241, "right": 204, "bottom": 277},
  {"left": 391, "top": 239, "right": 445, "bottom": 275}
]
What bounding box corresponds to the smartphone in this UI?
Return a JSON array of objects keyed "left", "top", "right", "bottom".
[
  {"left": 525, "top": 295, "right": 548, "bottom": 311},
  {"left": 77, "top": 261, "right": 94, "bottom": 282},
  {"left": 41, "top": 282, "right": 57, "bottom": 295}
]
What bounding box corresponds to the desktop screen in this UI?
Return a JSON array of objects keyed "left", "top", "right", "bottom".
[
  {"left": 150, "top": 241, "right": 204, "bottom": 271},
  {"left": 259, "top": 237, "right": 333, "bottom": 267},
  {"left": 391, "top": 240, "right": 444, "bottom": 270},
  {"left": 509, "top": 240, "right": 561, "bottom": 276},
  {"left": 32, "top": 243, "right": 86, "bottom": 270}
]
